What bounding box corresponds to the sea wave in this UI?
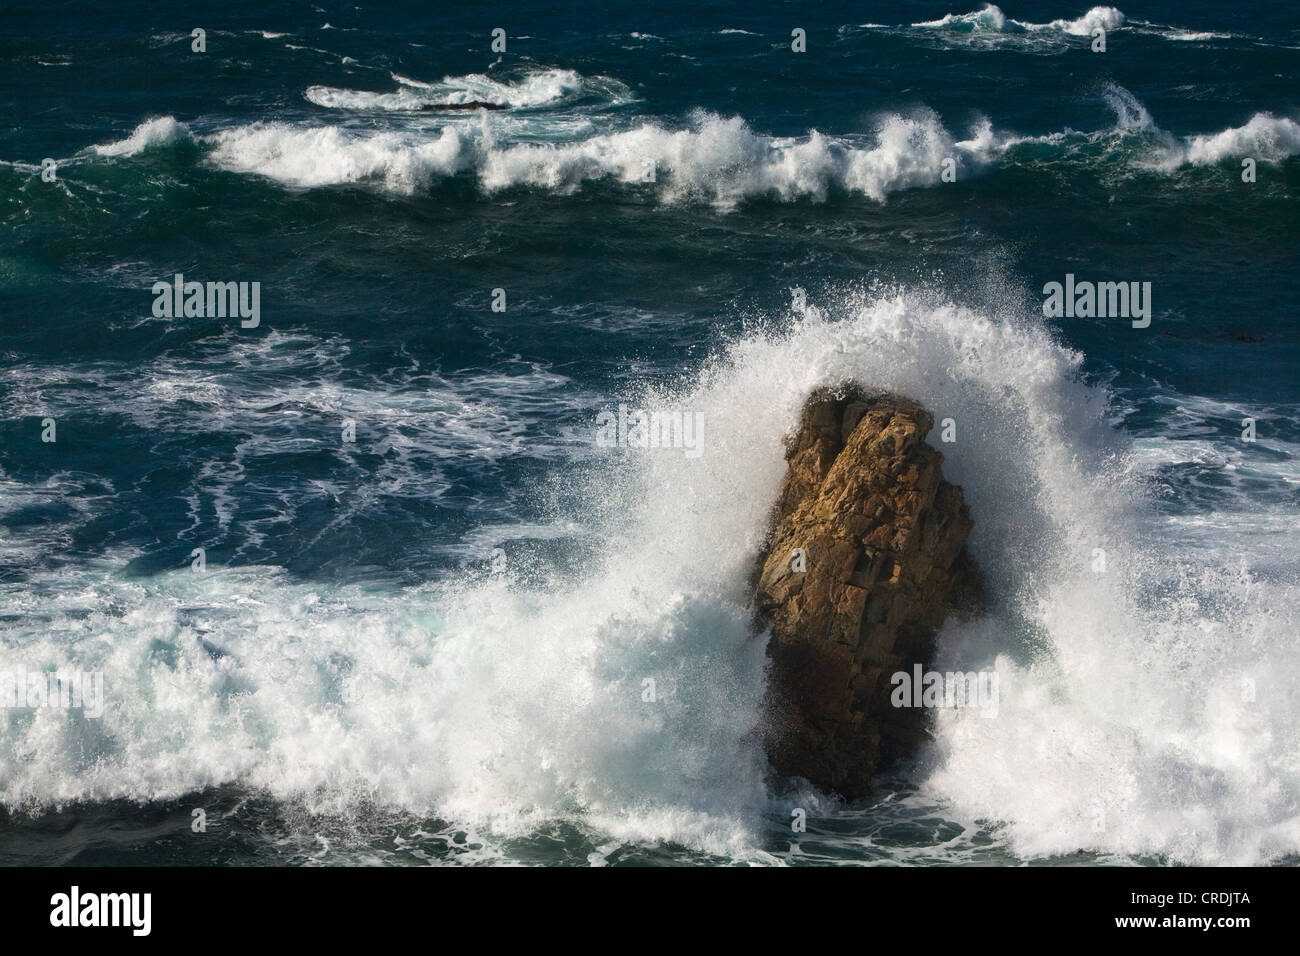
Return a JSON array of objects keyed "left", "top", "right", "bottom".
[
  {"left": 913, "top": 4, "right": 1124, "bottom": 36},
  {"left": 91, "top": 115, "right": 193, "bottom": 157},
  {"left": 2, "top": 287, "right": 1297, "bottom": 863},
  {"left": 100, "top": 107, "right": 1001, "bottom": 205},
  {"left": 886, "top": 4, "right": 1247, "bottom": 46},
  {"left": 84, "top": 82, "right": 1299, "bottom": 206},
  {"left": 304, "top": 67, "right": 629, "bottom": 112}
]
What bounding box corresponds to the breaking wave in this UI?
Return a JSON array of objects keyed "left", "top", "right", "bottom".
[
  {"left": 3, "top": 287, "right": 1297, "bottom": 864},
  {"left": 81, "top": 76, "right": 1298, "bottom": 207}
]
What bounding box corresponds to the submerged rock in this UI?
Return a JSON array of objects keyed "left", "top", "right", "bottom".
[{"left": 755, "top": 385, "right": 982, "bottom": 798}]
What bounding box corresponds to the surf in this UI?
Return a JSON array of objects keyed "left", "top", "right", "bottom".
[
  {"left": 77, "top": 78, "right": 1299, "bottom": 205},
  {"left": 3, "top": 287, "right": 1295, "bottom": 864}
]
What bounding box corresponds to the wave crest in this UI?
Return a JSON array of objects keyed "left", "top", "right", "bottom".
[{"left": 91, "top": 116, "right": 193, "bottom": 157}]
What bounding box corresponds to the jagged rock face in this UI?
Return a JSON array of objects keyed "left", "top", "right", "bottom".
[{"left": 756, "top": 385, "right": 982, "bottom": 799}]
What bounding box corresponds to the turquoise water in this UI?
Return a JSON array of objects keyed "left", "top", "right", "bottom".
[{"left": 1, "top": 2, "right": 1297, "bottom": 865}]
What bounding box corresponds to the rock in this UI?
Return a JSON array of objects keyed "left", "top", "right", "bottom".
[{"left": 755, "top": 384, "right": 982, "bottom": 798}]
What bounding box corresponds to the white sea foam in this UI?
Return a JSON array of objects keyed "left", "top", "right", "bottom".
[
  {"left": 1164, "top": 30, "right": 1232, "bottom": 42},
  {"left": 3, "top": 290, "right": 1296, "bottom": 863},
  {"left": 187, "top": 109, "right": 999, "bottom": 204},
  {"left": 915, "top": 3, "right": 1010, "bottom": 31},
  {"left": 478, "top": 110, "right": 998, "bottom": 204},
  {"left": 1094, "top": 86, "right": 1300, "bottom": 171},
  {"left": 914, "top": 4, "right": 1124, "bottom": 35},
  {"left": 0, "top": 332, "right": 585, "bottom": 571},
  {"left": 303, "top": 70, "right": 626, "bottom": 116},
  {"left": 206, "top": 122, "right": 476, "bottom": 191},
  {"left": 902, "top": 5, "right": 1251, "bottom": 45},
  {"left": 91, "top": 116, "right": 192, "bottom": 157},
  {"left": 1101, "top": 83, "right": 1156, "bottom": 132},
  {"left": 1023, "top": 6, "right": 1126, "bottom": 36},
  {"left": 84, "top": 73, "right": 1298, "bottom": 202},
  {"left": 387, "top": 68, "right": 592, "bottom": 107},
  {"left": 1177, "top": 113, "right": 1300, "bottom": 168},
  {"left": 1024, "top": 84, "right": 1300, "bottom": 173}
]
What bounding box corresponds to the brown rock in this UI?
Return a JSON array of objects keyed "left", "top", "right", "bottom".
[{"left": 755, "top": 384, "right": 982, "bottom": 798}]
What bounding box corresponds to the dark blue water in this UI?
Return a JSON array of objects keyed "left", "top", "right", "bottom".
[{"left": 0, "top": 2, "right": 1297, "bottom": 865}]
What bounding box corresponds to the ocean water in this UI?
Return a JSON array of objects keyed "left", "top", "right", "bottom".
[{"left": 0, "top": 1, "right": 1297, "bottom": 866}]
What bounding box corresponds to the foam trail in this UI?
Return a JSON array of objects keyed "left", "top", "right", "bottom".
[{"left": 305, "top": 68, "right": 612, "bottom": 111}]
